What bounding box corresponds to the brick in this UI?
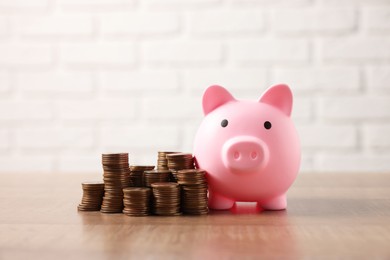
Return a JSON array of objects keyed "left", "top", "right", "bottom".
[
  {"left": 0, "top": 71, "right": 10, "bottom": 93},
  {"left": 100, "top": 125, "right": 180, "bottom": 149},
  {"left": 229, "top": 39, "right": 309, "bottom": 64},
  {"left": 363, "top": 7, "right": 390, "bottom": 32},
  {"left": 143, "top": 41, "right": 222, "bottom": 65},
  {"left": 317, "top": 153, "right": 390, "bottom": 172},
  {"left": 189, "top": 10, "right": 265, "bottom": 35},
  {"left": 0, "top": 155, "right": 53, "bottom": 173},
  {"left": 297, "top": 124, "right": 357, "bottom": 149},
  {"left": 145, "top": 0, "right": 220, "bottom": 8},
  {"left": 0, "top": 43, "right": 52, "bottom": 67},
  {"left": 16, "top": 126, "right": 95, "bottom": 149},
  {"left": 58, "top": 154, "right": 101, "bottom": 173},
  {"left": 142, "top": 96, "right": 202, "bottom": 120},
  {"left": 184, "top": 68, "right": 268, "bottom": 91},
  {"left": 15, "top": 14, "right": 93, "bottom": 37},
  {"left": 60, "top": 42, "right": 136, "bottom": 67},
  {"left": 58, "top": 99, "right": 137, "bottom": 121},
  {"left": 363, "top": 124, "right": 390, "bottom": 148},
  {"left": 319, "top": 96, "right": 390, "bottom": 120},
  {"left": 17, "top": 70, "right": 93, "bottom": 95},
  {"left": 319, "top": 0, "right": 390, "bottom": 6},
  {"left": 0, "top": 128, "right": 10, "bottom": 150},
  {"left": 366, "top": 66, "right": 390, "bottom": 93},
  {"left": 321, "top": 37, "right": 390, "bottom": 62},
  {"left": 273, "top": 67, "right": 360, "bottom": 92},
  {"left": 59, "top": 0, "right": 136, "bottom": 10},
  {"left": 272, "top": 8, "right": 355, "bottom": 34},
  {"left": 228, "top": 0, "right": 311, "bottom": 5},
  {"left": 100, "top": 70, "right": 179, "bottom": 93},
  {"left": 101, "top": 12, "right": 179, "bottom": 35},
  {"left": 0, "top": 101, "right": 53, "bottom": 121},
  {"left": 0, "top": 0, "right": 48, "bottom": 10}
]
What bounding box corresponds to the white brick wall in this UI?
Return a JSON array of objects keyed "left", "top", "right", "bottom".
[
  {"left": 60, "top": 42, "right": 137, "bottom": 67},
  {"left": 101, "top": 12, "right": 179, "bottom": 35},
  {"left": 16, "top": 126, "right": 95, "bottom": 149},
  {"left": 321, "top": 37, "right": 390, "bottom": 62},
  {"left": 189, "top": 10, "right": 265, "bottom": 35},
  {"left": 0, "top": 101, "right": 54, "bottom": 121},
  {"left": 0, "top": 0, "right": 390, "bottom": 174},
  {"left": 0, "top": 0, "right": 48, "bottom": 10},
  {"left": 143, "top": 41, "right": 223, "bottom": 65},
  {"left": 58, "top": 99, "right": 137, "bottom": 121},
  {"left": 0, "top": 43, "right": 52, "bottom": 67},
  {"left": 15, "top": 14, "right": 94, "bottom": 37},
  {"left": 363, "top": 125, "right": 390, "bottom": 149},
  {"left": 367, "top": 66, "right": 390, "bottom": 94},
  {"left": 273, "top": 67, "right": 360, "bottom": 93},
  {"left": 17, "top": 70, "right": 93, "bottom": 95},
  {"left": 230, "top": 39, "right": 310, "bottom": 64},
  {"left": 363, "top": 7, "right": 390, "bottom": 32},
  {"left": 272, "top": 8, "right": 356, "bottom": 34},
  {"left": 99, "top": 70, "right": 179, "bottom": 93}
]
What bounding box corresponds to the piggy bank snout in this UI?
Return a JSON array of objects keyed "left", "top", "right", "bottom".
[{"left": 222, "top": 136, "right": 269, "bottom": 172}]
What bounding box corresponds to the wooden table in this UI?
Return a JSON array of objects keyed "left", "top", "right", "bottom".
[{"left": 1, "top": 173, "right": 390, "bottom": 259}]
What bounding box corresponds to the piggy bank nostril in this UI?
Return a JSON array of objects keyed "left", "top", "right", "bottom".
[
  {"left": 221, "top": 136, "right": 270, "bottom": 172},
  {"left": 251, "top": 151, "right": 258, "bottom": 160}
]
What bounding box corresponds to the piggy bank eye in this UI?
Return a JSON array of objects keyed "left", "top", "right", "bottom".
[
  {"left": 221, "top": 119, "right": 228, "bottom": 127},
  {"left": 264, "top": 121, "right": 272, "bottom": 130}
]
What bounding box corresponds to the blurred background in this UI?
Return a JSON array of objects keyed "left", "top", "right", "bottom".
[{"left": 0, "top": 0, "right": 389, "bottom": 174}]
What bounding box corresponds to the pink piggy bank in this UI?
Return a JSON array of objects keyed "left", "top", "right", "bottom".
[{"left": 193, "top": 84, "right": 300, "bottom": 210}]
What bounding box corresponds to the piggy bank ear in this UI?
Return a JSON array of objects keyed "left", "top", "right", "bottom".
[
  {"left": 202, "top": 85, "right": 236, "bottom": 115},
  {"left": 258, "top": 84, "right": 293, "bottom": 117}
]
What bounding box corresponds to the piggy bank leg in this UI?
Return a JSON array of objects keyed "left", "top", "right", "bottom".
[
  {"left": 208, "top": 191, "right": 235, "bottom": 210},
  {"left": 259, "top": 194, "right": 287, "bottom": 211}
]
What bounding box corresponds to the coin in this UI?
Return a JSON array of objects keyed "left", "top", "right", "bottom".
[
  {"left": 143, "top": 170, "right": 171, "bottom": 187},
  {"left": 166, "top": 153, "right": 195, "bottom": 172},
  {"left": 177, "top": 169, "right": 209, "bottom": 215},
  {"left": 157, "top": 151, "right": 179, "bottom": 170},
  {"left": 101, "top": 153, "right": 130, "bottom": 213},
  {"left": 129, "top": 165, "right": 155, "bottom": 187},
  {"left": 129, "top": 165, "right": 155, "bottom": 171},
  {"left": 78, "top": 151, "right": 209, "bottom": 217},
  {"left": 77, "top": 182, "right": 105, "bottom": 211},
  {"left": 151, "top": 182, "right": 181, "bottom": 216},
  {"left": 122, "top": 187, "right": 152, "bottom": 217}
]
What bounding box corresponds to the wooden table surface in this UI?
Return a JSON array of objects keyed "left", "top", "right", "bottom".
[{"left": 1, "top": 173, "right": 390, "bottom": 259}]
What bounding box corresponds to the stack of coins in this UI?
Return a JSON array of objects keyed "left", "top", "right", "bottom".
[
  {"left": 177, "top": 169, "right": 208, "bottom": 215},
  {"left": 123, "top": 187, "right": 152, "bottom": 216},
  {"left": 157, "top": 151, "right": 178, "bottom": 170},
  {"left": 129, "top": 165, "right": 155, "bottom": 187},
  {"left": 166, "top": 153, "right": 195, "bottom": 181},
  {"left": 101, "top": 153, "right": 130, "bottom": 213},
  {"left": 77, "top": 182, "right": 105, "bottom": 211},
  {"left": 166, "top": 153, "right": 194, "bottom": 170},
  {"left": 151, "top": 182, "right": 181, "bottom": 216},
  {"left": 143, "top": 170, "right": 171, "bottom": 187}
]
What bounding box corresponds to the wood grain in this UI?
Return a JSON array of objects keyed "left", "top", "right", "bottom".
[{"left": 1, "top": 173, "right": 390, "bottom": 259}]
